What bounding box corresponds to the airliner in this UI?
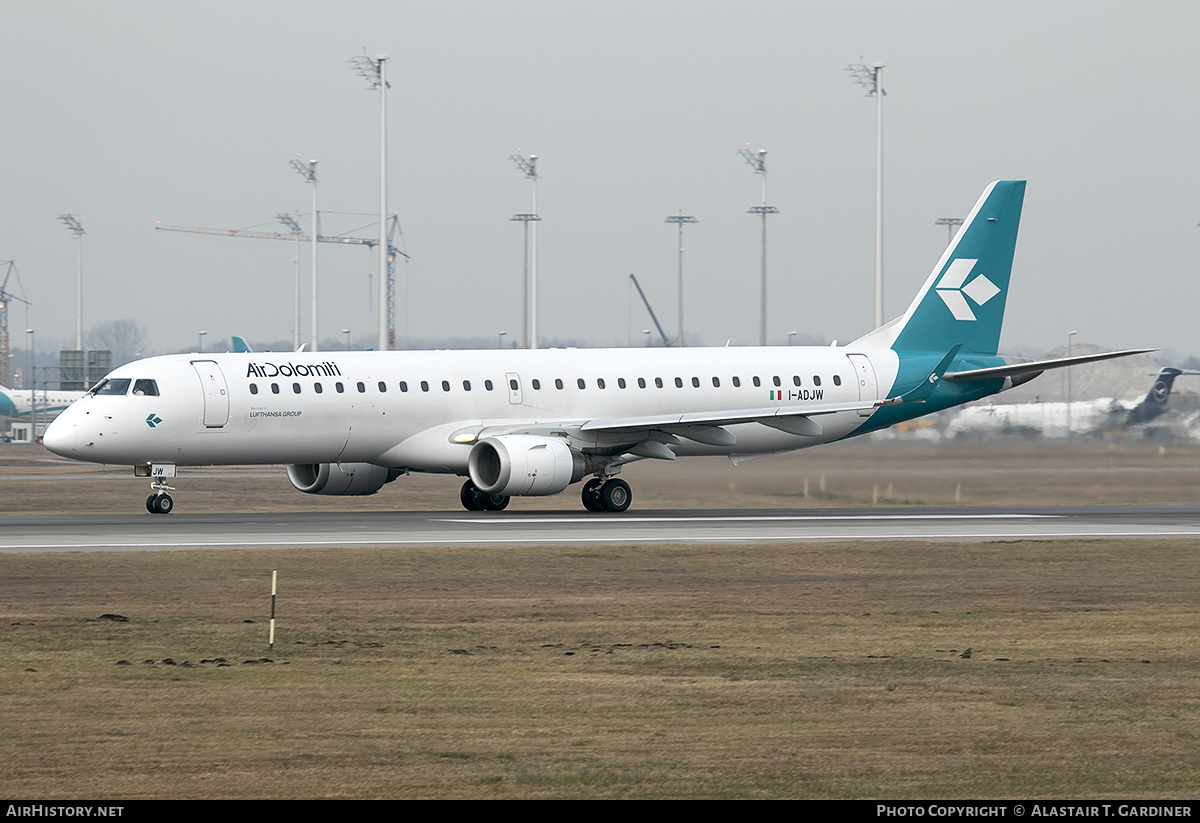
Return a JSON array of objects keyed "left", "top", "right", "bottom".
[
  {"left": 43, "top": 181, "right": 1148, "bottom": 514},
  {"left": 1, "top": 385, "right": 86, "bottom": 426},
  {"left": 947, "top": 366, "right": 1192, "bottom": 439}
]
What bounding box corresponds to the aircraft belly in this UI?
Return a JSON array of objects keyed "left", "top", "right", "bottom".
[{"left": 375, "top": 421, "right": 474, "bottom": 473}]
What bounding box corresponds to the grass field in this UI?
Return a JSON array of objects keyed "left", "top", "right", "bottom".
[{"left": 1, "top": 440, "right": 1198, "bottom": 798}]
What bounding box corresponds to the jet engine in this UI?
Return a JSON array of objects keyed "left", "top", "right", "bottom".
[
  {"left": 468, "top": 435, "right": 587, "bottom": 497},
  {"left": 286, "top": 462, "right": 401, "bottom": 496}
]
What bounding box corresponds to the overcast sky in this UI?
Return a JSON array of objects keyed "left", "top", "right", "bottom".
[{"left": 2, "top": 1, "right": 1197, "bottom": 360}]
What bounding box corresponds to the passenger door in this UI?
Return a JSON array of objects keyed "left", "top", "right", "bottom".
[{"left": 191, "top": 360, "right": 230, "bottom": 428}]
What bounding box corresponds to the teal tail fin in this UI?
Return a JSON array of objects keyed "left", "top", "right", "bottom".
[{"left": 854, "top": 180, "right": 1026, "bottom": 356}]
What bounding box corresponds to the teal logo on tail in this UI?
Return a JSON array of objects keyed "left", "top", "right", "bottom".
[
  {"left": 890, "top": 180, "right": 1026, "bottom": 357},
  {"left": 935, "top": 259, "right": 1001, "bottom": 321}
]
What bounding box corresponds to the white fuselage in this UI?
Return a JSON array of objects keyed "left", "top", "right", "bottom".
[{"left": 43, "top": 346, "right": 901, "bottom": 471}]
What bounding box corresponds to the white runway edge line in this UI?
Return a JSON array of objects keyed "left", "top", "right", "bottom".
[
  {"left": 9, "top": 531, "right": 1200, "bottom": 553},
  {"left": 441, "top": 513, "right": 1058, "bottom": 525}
]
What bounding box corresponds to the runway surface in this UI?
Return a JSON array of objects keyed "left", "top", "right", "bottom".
[{"left": 3, "top": 505, "right": 1200, "bottom": 552}]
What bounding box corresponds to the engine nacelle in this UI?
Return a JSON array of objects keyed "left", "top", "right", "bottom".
[
  {"left": 286, "top": 462, "right": 400, "bottom": 496},
  {"left": 468, "top": 435, "right": 585, "bottom": 497}
]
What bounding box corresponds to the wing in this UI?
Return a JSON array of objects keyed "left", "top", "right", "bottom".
[{"left": 459, "top": 397, "right": 878, "bottom": 463}]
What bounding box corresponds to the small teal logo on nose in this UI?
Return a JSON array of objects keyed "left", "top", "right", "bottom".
[{"left": 146, "top": 414, "right": 162, "bottom": 428}]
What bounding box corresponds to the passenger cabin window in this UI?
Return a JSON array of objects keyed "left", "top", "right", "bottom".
[
  {"left": 555, "top": 379, "right": 564, "bottom": 390},
  {"left": 421, "top": 381, "right": 429, "bottom": 392},
  {"left": 92, "top": 378, "right": 131, "bottom": 396},
  {"left": 674, "top": 377, "right": 683, "bottom": 388},
  {"left": 531, "top": 379, "right": 541, "bottom": 390},
  {"left": 132, "top": 379, "right": 159, "bottom": 396},
  {"left": 638, "top": 378, "right": 646, "bottom": 389},
  {"left": 357, "top": 382, "right": 366, "bottom": 393},
  {"left": 293, "top": 383, "right": 302, "bottom": 394},
  {"left": 813, "top": 376, "right": 822, "bottom": 386},
  {"left": 618, "top": 378, "right": 627, "bottom": 389},
  {"left": 793, "top": 375, "right": 801, "bottom": 386},
  {"left": 378, "top": 381, "right": 387, "bottom": 392},
  {"left": 250, "top": 384, "right": 259, "bottom": 395},
  {"left": 336, "top": 382, "right": 345, "bottom": 393},
  {"left": 271, "top": 383, "right": 280, "bottom": 394},
  {"left": 833, "top": 375, "right": 842, "bottom": 386},
  {"left": 691, "top": 377, "right": 700, "bottom": 388},
  {"left": 655, "top": 378, "right": 663, "bottom": 388},
  {"left": 314, "top": 383, "right": 323, "bottom": 394},
  {"left": 400, "top": 381, "right": 408, "bottom": 392},
  {"left": 485, "top": 380, "right": 494, "bottom": 391},
  {"left": 733, "top": 376, "right": 741, "bottom": 387},
  {"left": 752, "top": 376, "right": 761, "bottom": 387},
  {"left": 442, "top": 381, "right": 451, "bottom": 392},
  {"left": 577, "top": 378, "right": 586, "bottom": 389},
  {"left": 712, "top": 377, "right": 720, "bottom": 387},
  {"left": 463, "top": 380, "right": 471, "bottom": 391},
  {"left": 773, "top": 376, "right": 781, "bottom": 387},
  {"left": 597, "top": 378, "right": 606, "bottom": 389}
]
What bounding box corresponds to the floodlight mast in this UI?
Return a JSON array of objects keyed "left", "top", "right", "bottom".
[
  {"left": 276, "top": 212, "right": 304, "bottom": 350},
  {"left": 289, "top": 157, "right": 319, "bottom": 351},
  {"left": 846, "top": 62, "right": 885, "bottom": 328},
  {"left": 58, "top": 214, "right": 87, "bottom": 385},
  {"left": 739, "top": 148, "right": 778, "bottom": 346},
  {"left": 509, "top": 212, "right": 540, "bottom": 349},
  {"left": 511, "top": 151, "right": 539, "bottom": 349},
  {"left": 349, "top": 51, "right": 392, "bottom": 351},
  {"left": 664, "top": 211, "right": 697, "bottom": 347},
  {"left": 935, "top": 217, "right": 963, "bottom": 246},
  {"left": 58, "top": 214, "right": 85, "bottom": 351}
]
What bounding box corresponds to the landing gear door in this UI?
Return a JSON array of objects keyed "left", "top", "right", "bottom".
[
  {"left": 191, "top": 360, "right": 230, "bottom": 428},
  {"left": 505, "top": 372, "right": 522, "bottom": 405},
  {"left": 846, "top": 353, "right": 878, "bottom": 417}
]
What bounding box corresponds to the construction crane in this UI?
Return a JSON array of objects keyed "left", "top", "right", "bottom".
[
  {"left": 0, "top": 260, "right": 31, "bottom": 388},
  {"left": 628, "top": 273, "right": 671, "bottom": 347},
  {"left": 155, "top": 215, "right": 407, "bottom": 349}
]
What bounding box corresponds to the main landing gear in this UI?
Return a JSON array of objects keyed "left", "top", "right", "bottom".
[
  {"left": 458, "top": 477, "right": 633, "bottom": 513},
  {"left": 581, "top": 477, "right": 632, "bottom": 513},
  {"left": 460, "top": 479, "right": 511, "bottom": 512}
]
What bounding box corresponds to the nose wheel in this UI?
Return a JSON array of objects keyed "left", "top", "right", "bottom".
[
  {"left": 146, "top": 493, "right": 174, "bottom": 514},
  {"left": 146, "top": 479, "right": 176, "bottom": 514}
]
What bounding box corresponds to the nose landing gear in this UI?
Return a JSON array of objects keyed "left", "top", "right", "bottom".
[{"left": 146, "top": 479, "right": 175, "bottom": 515}]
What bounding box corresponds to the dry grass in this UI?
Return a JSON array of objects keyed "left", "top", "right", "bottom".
[
  {"left": 1, "top": 538, "right": 1197, "bottom": 799},
  {"left": 3, "top": 437, "right": 1200, "bottom": 514},
  {"left": 2, "top": 441, "right": 1199, "bottom": 798}
]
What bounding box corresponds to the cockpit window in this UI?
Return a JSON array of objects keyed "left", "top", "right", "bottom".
[
  {"left": 91, "top": 378, "right": 131, "bottom": 396},
  {"left": 132, "top": 379, "right": 159, "bottom": 397}
]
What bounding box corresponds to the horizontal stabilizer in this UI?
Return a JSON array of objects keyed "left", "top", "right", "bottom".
[{"left": 944, "top": 348, "right": 1155, "bottom": 383}]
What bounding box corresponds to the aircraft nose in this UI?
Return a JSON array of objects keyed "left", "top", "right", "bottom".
[{"left": 42, "top": 415, "right": 76, "bottom": 456}]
